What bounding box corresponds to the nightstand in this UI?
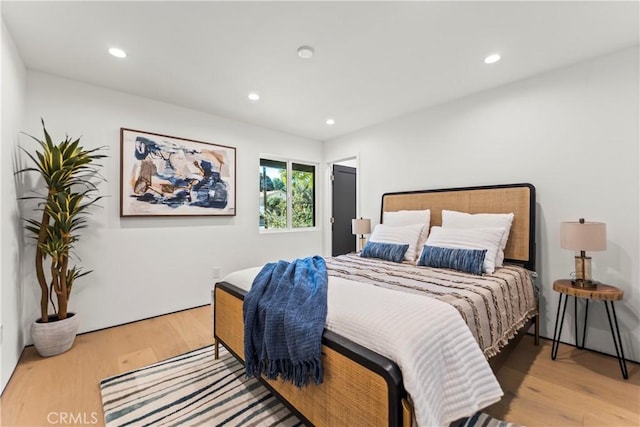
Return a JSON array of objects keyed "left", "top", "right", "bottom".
[{"left": 551, "top": 279, "right": 628, "bottom": 379}]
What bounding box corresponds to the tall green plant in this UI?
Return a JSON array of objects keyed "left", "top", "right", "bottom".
[{"left": 17, "top": 120, "right": 107, "bottom": 322}]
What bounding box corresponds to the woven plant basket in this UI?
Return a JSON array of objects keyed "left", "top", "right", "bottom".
[{"left": 31, "top": 313, "right": 80, "bottom": 357}]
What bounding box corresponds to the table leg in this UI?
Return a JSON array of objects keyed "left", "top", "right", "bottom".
[
  {"left": 214, "top": 337, "right": 219, "bottom": 360},
  {"left": 576, "top": 299, "right": 589, "bottom": 349},
  {"left": 574, "top": 297, "right": 578, "bottom": 348},
  {"left": 604, "top": 301, "right": 628, "bottom": 380},
  {"left": 552, "top": 293, "right": 568, "bottom": 360}
]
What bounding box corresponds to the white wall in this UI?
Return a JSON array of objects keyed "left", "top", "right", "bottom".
[
  {"left": 324, "top": 47, "right": 640, "bottom": 361},
  {"left": 19, "top": 72, "right": 324, "bottom": 340},
  {"left": 1, "top": 20, "right": 27, "bottom": 392}
]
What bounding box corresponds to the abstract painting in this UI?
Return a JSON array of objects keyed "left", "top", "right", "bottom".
[{"left": 120, "top": 128, "right": 236, "bottom": 216}]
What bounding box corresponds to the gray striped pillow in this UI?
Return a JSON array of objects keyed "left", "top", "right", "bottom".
[
  {"left": 417, "top": 245, "right": 487, "bottom": 275},
  {"left": 361, "top": 242, "right": 409, "bottom": 263}
]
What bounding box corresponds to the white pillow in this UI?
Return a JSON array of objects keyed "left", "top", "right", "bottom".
[
  {"left": 441, "top": 210, "right": 514, "bottom": 267},
  {"left": 424, "top": 226, "right": 506, "bottom": 274},
  {"left": 369, "top": 223, "right": 424, "bottom": 263},
  {"left": 383, "top": 210, "right": 431, "bottom": 260}
]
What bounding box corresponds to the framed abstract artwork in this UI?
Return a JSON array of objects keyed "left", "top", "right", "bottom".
[{"left": 120, "top": 128, "right": 236, "bottom": 217}]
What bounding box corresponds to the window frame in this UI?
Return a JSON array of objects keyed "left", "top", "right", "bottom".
[{"left": 259, "top": 154, "right": 318, "bottom": 233}]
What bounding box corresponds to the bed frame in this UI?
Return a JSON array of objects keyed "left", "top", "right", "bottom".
[{"left": 214, "top": 183, "right": 538, "bottom": 426}]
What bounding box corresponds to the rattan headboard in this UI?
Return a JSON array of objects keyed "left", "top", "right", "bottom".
[{"left": 381, "top": 183, "right": 536, "bottom": 271}]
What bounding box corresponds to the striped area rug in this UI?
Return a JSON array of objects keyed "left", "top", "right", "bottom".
[
  {"left": 100, "top": 345, "right": 520, "bottom": 427},
  {"left": 100, "top": 346, "right": 301, "bottom": 426}
]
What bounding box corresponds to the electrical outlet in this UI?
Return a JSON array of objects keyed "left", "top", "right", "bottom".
[{"left": 212, "top": 266, "right": 222, "bottom": 279}]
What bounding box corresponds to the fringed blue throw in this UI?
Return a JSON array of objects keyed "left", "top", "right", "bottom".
[{"left": 243, "top": 255, "right": 328, "bottom": 387}]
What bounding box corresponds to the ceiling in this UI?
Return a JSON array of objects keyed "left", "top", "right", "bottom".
[{"left": 2, "top": 1, "right": 638, "bottom": 141}]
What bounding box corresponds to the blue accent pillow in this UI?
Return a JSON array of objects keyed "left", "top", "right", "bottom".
[
  {"left": 360, "top": 242, "right": 409, "bottom": 263},
  {"left": 417, "top": 245, "right": 487, "bottom": 275}
]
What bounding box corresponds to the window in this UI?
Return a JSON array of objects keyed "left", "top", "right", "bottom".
[{"left": 259, "top": 157, "right": 316, "bottom": 230}]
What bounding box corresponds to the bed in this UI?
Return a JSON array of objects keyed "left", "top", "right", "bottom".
[{"left": 213, "top": 183, "right": 538, "bottom": 426}]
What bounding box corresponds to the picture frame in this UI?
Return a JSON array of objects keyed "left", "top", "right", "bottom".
[{"left": 120, "top": 128, "right": 236, "bottom": 217}]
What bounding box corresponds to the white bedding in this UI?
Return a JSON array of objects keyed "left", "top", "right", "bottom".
[{"left": 221, "top": 266, "right": 503, "bottom": 427}]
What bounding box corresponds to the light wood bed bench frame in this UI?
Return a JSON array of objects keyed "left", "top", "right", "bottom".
[{"left": 214, "top": 183, "right": 539, "bottom": 426}]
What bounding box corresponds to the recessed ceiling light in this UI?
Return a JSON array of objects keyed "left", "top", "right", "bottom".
[
  {"left": 484, "top": 53, "right": 501, "bottom": 64},
  {"left": 108, "top": 47, "right": 127, "bottom": 58},
  {"left": 297, "top": 46, "right": 315, "bottom": 59},
  {"left": 326, "top": 118, "right": 335, "bottom": 126},
  {"left": 248, "top": 92, "right": 260, "bottom": 101}
]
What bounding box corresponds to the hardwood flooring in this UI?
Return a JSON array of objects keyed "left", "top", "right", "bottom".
[
  {"left": 487, "top": 337, "right": 639, "bottom": 426},
  {"left": 1, "top": 306, "right": 638, "bottom": 426},
  {"left": 1, "top": 306, "right": 213, "bottom": 427}
]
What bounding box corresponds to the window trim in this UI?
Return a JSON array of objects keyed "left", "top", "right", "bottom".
[{"left": 259, "top": 154, "right": 319, "bottom": 233}]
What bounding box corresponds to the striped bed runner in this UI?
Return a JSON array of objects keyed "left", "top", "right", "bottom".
[
  {"left": 99, "top": 346, "right": 302, "bottom": 427},
  {"left": 325, "top": 254, "right": 537, "bottom": 358}
]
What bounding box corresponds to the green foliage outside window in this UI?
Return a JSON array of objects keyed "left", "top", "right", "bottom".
[
  {"left": 292, "top": 168, "right": 314, "bottom": 227},
  {"left": 259, "top": 159, "right": 315, "bottom": 229},
  {"left": 264, "top": 195, "right": 286, "bottom": 228}
]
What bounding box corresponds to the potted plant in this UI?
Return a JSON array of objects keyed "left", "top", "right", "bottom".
[{"left": 17, "top": 119, "right": 106, "bottom": 357}]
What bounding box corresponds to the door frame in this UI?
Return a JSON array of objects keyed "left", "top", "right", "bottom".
[{"left": 324, "top": 154, "right": 360, "bottom": 257}]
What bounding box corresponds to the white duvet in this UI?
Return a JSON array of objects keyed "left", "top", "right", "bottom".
[{"left": 221, "top": 267, "right": 503, "bottom": 427}]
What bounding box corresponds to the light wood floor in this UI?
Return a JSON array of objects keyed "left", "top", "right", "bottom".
[
  {"left": 487, "top": 337, "right": 639, "bottom": 426},
  {"left": 1, "top": 306, "right": 213, "bottom": 427},
  {"left": 1, "top": 306, "right": 638, "bottom": 427}
]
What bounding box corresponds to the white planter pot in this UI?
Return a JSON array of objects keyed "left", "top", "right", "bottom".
[{"left": 31, "top": 313, "right": 80, "bottom": 357}]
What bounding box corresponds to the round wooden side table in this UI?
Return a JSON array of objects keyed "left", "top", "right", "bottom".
[{"left": 551, "top": 279, "right": 627, "bottom": 379}]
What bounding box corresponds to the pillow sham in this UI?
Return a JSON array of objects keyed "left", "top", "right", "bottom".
[
  {"left": 383, "top": 209, "right": 431, "bottom": 260},
  {"left": 441, "top": 210, "right": 514, "bottom": 267},
  {"left": 369, "top": 223, "right": 424, "bottom": 262},
  {"left": 383, "top": 209, "right": 431, "bottom": 226},
  {"left": 424, "top": 226, "right": 505, "bottom": 273},
  {"left": 361, "top": 241, "right": 409, "bottom": 263},
  {"left": 417, "top": 245, "right": 487, "bottom": 275}
]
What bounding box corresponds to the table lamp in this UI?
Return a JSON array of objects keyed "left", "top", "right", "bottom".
[
  {"left": 560, "top": 218, "right": 606, "bottom": 288},
  {"left": 351, "top": 218, "right": 371, "bottom": 251}
]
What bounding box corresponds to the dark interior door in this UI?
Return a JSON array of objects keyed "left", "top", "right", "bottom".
[{"left": 331, "top": 164, "right": 356, "bottom": 256}]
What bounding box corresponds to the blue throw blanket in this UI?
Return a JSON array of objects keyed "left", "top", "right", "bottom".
[{"left": 243, "top": 256, "right": 328, "bottom": 387}]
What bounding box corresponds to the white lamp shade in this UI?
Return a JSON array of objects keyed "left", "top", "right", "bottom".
[
  {"left": 560, "top": 221, "right": 606, "bottom": 251},
  {"left": 351, "top": 218, "right": 371, "bottom": 235}
]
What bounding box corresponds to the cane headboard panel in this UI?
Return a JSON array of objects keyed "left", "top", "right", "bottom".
[{"left": 381, "top": 183, "right": 536, "bottom": 271}]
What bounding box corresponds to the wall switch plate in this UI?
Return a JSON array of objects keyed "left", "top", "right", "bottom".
[{"left": 212, "top": 266, "right": 221, "bottom": 279}]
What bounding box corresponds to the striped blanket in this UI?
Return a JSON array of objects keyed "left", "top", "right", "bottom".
[{"left": 325, "top": 254, "right": 537, "bottom": 358}]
